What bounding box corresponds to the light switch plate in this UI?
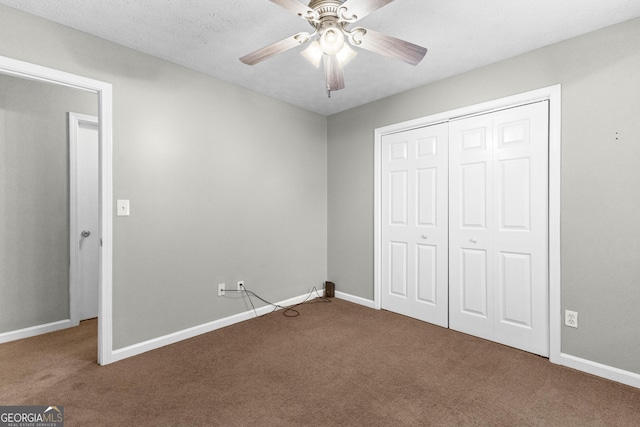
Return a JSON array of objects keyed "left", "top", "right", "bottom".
[{"left": 117, "top": 199, "right": 130, "bottom": 216}]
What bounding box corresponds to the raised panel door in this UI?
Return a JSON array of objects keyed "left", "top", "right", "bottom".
[
  {"left": 492, "top": 102, "right": 549, "bottom": 356},
  {"left": 449, "top": 102, "right": 549, "bottom": 356},
  {"left": 449, "top": 114, "right": 494, "bottom": 341},
  {"left": 381, "top": 123, "right": 448, "bottom": 327}
]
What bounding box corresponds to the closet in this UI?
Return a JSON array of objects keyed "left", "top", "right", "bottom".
[{"left": 381, "top": 101, "right": 549, "bottom": 356}]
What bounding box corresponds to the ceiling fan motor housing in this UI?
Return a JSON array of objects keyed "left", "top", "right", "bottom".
[{"left": 308, "top": 0, "right": 346, "bottom": 22}]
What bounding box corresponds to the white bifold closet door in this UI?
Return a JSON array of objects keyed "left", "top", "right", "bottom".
[
  {"left": 381, "top": 123, "right": 449, "bottom": 328},
  {"left": 449, "top": 101, "right": 549, "bottom": 356}
]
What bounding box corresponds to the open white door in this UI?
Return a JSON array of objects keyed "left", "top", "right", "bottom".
[
  {"left": 70, "top": 113, "right": 99, "bottom": 325},
  {"left": 381, "top": 123, "right": 449, "bottom": 327}
]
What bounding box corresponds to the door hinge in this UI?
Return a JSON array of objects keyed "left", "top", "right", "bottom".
[{"left": 100, "top": 238, "right": 103, "bottom": 247}]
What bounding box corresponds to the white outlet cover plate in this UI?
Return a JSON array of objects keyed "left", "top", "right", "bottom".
[{"left": 565, "top": 310, "right": 578, "bottom": 328}]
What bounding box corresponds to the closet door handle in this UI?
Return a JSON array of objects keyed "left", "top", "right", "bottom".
[
  {"left": 470, "top": 238, "right": 477, "bottom": 244},
  {"left": 421, "top": 235, "right": 428, "bottom": 239}
]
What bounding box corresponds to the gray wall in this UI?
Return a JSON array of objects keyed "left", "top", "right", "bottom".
[
  {"left": 0, "top": 5, "right": 327, "bottom": 349},
  {"left": 0, "top": 75, "right": 96, "bottom": 333},
  {"left": 327, "top": 18, "right": 640, "bottom": 374}
]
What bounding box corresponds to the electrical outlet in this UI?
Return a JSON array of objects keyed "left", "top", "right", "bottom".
[
  {"left": 565, "top": 310, "right": 578, "bottom": 328},
  {"left": 237, "top": 281, "right": 244, "bottom": 292},
  {"left": 218, "top": 283, "right": 226, "bottom": 297}
]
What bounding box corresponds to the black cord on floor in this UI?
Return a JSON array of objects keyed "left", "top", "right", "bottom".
[{"left": 223, "top": 285, "right": 330, "bottom": 318}]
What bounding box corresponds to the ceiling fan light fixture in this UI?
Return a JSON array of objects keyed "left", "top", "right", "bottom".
[
  {"left": 301, "top": 40, "right": 323, "bottom": 68},
  {"left": 336, "top": 43, "right": 357, "bottom": 66},
  {"left": 319, "top": 24, "right": 345, "bottom": 55}
]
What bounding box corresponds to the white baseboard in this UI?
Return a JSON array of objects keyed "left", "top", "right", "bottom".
[
  {"left": 110, "top": 291, "right": 324, "bottom": 363},
  {"left": 0, "top": 319, "right": 72, "bottom": 344},
  {"left": 334, "top": 291, "right": 376, "bottom": 309},
  {"left": 559, "top": 353, "right": 640, "bottom": 389}
]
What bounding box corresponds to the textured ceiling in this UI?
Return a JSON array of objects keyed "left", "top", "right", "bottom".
[{"left": 1, "top": 0, "right": 640, "bottom": 116}]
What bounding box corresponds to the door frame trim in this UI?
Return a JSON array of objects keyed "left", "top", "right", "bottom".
[
  {"left": 0, "top": 55, "right": 114, "bottom": 365},
  {"left": 69, "top": 112, "right": 99, "bottom": 327},
  {"left": 373, "top": 85, "right": 562, "bottom": 364}
]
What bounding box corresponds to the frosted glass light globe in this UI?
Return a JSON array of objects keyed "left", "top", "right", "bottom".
[{"left": 319, "top": 26, "right": 345, "bottom": 56}]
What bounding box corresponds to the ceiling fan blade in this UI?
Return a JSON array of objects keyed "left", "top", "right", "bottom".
[
  {"left": 338, "top": 0, "right": 395, "bottom": 23},
  {"left": 269, "top": 0, "right": 318, "bottom": 21},
  {"left": 240, "top": 32, "right": 313, "bottom": 65},
  {"left": 349, "top": 27, "right": 427, "bottom": 66},
  {"left": 323, "top": 54, "right": 345, "bottom": 91}
]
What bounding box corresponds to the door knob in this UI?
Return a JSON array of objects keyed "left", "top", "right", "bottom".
[
  {"left": 81, "top": 230, "right": 91, "bottom": 237},
  {"left": 470, "top": 238, "right": 477, "bottom": 244},
  {"left": 421, "top": 235, "right": 428, "bottom": 239}
]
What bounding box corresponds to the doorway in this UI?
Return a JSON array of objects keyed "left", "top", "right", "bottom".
[
  {"left": 374, "top": 86, "right": 562, "bottom": 361},
  {"left": 0, "top": 54, "right": 114, "bottom": 365}
]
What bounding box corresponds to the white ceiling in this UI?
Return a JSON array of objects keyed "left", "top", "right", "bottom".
[{"left": 2, "top": 0, "right": 640, "bottom": 116}]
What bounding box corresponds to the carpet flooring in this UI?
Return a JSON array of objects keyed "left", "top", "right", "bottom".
[{"left": 1, "top": 298, "right": 639, "bottom": 426}]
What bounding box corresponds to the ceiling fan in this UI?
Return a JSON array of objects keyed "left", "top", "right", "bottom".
[{"left": 240, "top": 0, "right": 427, "bottom": 96}]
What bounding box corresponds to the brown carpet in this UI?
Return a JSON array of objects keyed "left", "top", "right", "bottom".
[{"left": 1, "top": 299, "right": 639, "bottom": 426}]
